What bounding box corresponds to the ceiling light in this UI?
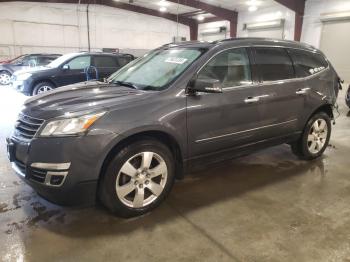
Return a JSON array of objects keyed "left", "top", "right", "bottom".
[
  {"left": 248, "top": 5, "right": 258, "bottom": 12},
  {"left": 197, "top": 15, "right": 205, "bottom": 21},
  {"left": 159, "top": 6, "right": 167, "bottom": 12}
]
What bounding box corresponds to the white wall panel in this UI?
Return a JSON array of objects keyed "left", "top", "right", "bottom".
[
  {"left": 0, "top": 1, "right": 189, "bottom": 60},
  {"left": 237, "top": 5, "right": 295, "bottom": 40},
  {"left": 301, "top": 0, "right": 350, "bottom": 48}
]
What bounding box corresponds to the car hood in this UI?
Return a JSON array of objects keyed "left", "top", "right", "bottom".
[{"left": 23, "top": 81, "right": 153, "bottom": 119}]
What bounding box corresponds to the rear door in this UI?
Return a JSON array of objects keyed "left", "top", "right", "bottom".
[
  {"left": 252, "top": 47, "right": 305, "bottom": 138},
  {"left": 187, "top": 47, "right": 264, "bottom": 158},
  {"left": 55, "top": 55, "right": 91, "bottom": 86},
  {"left": 92, "top": 55, "right": 120, "bottom": 80}
]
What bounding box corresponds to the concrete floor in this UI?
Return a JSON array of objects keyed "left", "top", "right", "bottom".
[{"left": 0, "top": 86, "right": 350, "bottom": 262}]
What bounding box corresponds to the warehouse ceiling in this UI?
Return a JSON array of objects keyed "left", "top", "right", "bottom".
[{"left": 115, "top": 0, "right": 281, "bottom": 17}]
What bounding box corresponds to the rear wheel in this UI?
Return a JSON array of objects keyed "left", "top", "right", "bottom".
[
  {"left": 99, "top": 139, "right": 175, "bottom": 217},
  {"left": 32, "top": 81, "right": 54, "bottom": 95},
  {"left": 291, "top": 112, "right": 331, "bottom": 160},
  {"left": 0, "top": 71, "right": 11, "bottom": 85}
]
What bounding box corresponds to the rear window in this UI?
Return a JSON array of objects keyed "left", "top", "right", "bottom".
[
  {"left": 288, "top": 49, "right": 328, "bottom": 77},
  {"left": 94, "top": 56, "right": 118, "bottom": 68},
  {"left": 255, "top": 47, "right": 294, "bottom": 82}
]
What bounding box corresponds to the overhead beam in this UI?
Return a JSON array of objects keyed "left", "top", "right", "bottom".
[
  {"left": 166, "top": 0, "right": 237, "bottom": 21},
  {"left": 166, "top": 0, "right": 238, "bottom": 38},
  {"left": 274, "top": 0, "right": 305, "bottom": 14},
  {"left": 274, "top": 0, "right": 306, "bottom": 41},
  {"left": 180, "top": 10, "right": 206, "bottom": 17},
  {"left": 197, "top": 17, "right": 225, "bottom": 24}
]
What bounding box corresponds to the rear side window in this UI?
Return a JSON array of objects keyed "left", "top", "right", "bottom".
[
  {"left": 198, "top": 48, "right": 252, "bottom": 88},
  {"left": 288, "top": 49, "right": 328, "bottom": 77},
  {"left": 94, "top": 56, "right": 118, "bottom": 68},
  {"left": 255, "top": 47, "right": 294, "bottom": 82}
]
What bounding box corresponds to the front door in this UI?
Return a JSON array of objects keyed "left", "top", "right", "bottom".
[
  {"left": 55, "top": 55, "right": 91, "bottom": 86},
  {"left": 187, "top": 47, "right": 264, "bottom": 158}
]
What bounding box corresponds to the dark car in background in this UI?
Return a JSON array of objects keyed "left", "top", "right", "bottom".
[
  {"left": 12, "top": 52, "right": 134, "bottom": 95},
  {"left": 6, "top": 38, "right": 339, "bottom": 217},
  {"left": 346, "top": 85, "right": 350, "bottom": 108},
  {"left": 0, "top": 54, "right": 61, "bottom": 85}
]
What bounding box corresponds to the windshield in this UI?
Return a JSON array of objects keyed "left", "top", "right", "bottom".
[
  {"left": 47, "top": 53, "right": 80, "bottom": 68},
  {"left": 108, "top": 48, "right": 206, "bottom": 91}
]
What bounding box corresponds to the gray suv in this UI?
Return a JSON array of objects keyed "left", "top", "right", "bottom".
[{"left": 6, "top": 38, "right": 339, "bottom": 217}]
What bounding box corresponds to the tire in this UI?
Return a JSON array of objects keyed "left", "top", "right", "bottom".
[
  {"left": 0, "top": 71, "right": 11, "bottom": 85},
  {"left": 32, "top": 81, "right": 54, "bottom": 96},
  {"left": 98, "top": 138, "right": 175, "bottom": 218},
  {"left": 291, "top": 112, "right": 331, "bottom": 160}
]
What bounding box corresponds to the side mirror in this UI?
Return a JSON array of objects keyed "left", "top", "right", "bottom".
[
  {"left": 188, "top": 78, "right": 223, "bottom": 94},
  {"left": 62, "top": 64, "right": 70, "bottom": 70}
]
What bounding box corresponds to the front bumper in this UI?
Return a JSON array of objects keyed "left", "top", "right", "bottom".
[
  {"left": 11, "top": 79, "right": 32, "bottom": 95},
  {"left": 6, "top": 132, "right": 116, "bottom": 206}
]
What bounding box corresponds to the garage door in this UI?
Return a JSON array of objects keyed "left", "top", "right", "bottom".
[
  {"left": 247, "top": 28, "right": 284, "bottom": 39},
  {"left": 320, "top": 20, "right": 350, "bottom": 82}
]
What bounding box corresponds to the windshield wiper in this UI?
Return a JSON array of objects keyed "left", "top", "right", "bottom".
[{"left": 113, "top": 81, "right": 138, "bottom": 89}]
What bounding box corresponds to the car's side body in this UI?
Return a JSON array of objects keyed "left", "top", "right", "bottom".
[{"left": 7, "top": 38, "right": 339, "bottom": 206}]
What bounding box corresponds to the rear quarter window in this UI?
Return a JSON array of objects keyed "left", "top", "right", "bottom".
[
  {"left": 288, "top": 49, "right": 328, "bottom": 77},
  {"left": 254, "top": 47, "right": 294, "bottom": 82}
]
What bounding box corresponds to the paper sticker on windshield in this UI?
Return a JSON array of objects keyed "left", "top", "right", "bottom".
[{"left": 165, "top": 57, "right": 188, "bottom": 64}]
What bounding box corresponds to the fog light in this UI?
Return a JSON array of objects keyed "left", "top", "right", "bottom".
[{"left": 50, "top": 175, "right": 64, "bottom": 185}]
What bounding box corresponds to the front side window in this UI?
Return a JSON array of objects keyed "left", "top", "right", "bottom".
[
  {"left": 255, "top": 47, "right": 294, "bottom": 82},
  {"left": 66, "top": 56, "right": 91, "bottom": 70},
  {"left": 108, "top": 48, "right": 205, "bottom": 91},
  {"left": 288, "top": 49, "right": 328, "bottom": 77},
  {"left": 197, "top": 48, "right": 252, "bottom": 88}
]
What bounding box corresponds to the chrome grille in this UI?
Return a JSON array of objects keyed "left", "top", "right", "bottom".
[{"left": 14, "top": 114, "right": 44, "bottom": 140}]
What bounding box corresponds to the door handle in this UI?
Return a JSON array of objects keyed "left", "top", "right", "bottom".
[
  {"left": 244, "top": 96, "right": 260, "bottom": 103},
  {"left": 296, "top": 88, "right": 311, "bottom": 95}
]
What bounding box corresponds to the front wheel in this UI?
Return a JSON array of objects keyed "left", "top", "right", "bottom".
[
  {"left": 291, "top": 112, "right": 331, "bottom": 160},
  {"left": 32, "top": 81, "right": 54, "bottom": 95},
  {"left": 98, "top": 139, "right": 175, "bottom": 217}
]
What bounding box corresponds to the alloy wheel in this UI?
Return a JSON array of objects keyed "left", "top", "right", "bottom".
[
  {"left": 37, "top": 85, "right": 53, "bottom": 94},
  {"left": 307, "top": 118, "right": 328, "bottom": 154},
  {"left": 0, "top": 73, "right": 10, "bottom": 85},
  {"left": 116, "top": 152, "right": 168, "bottom": 208}
]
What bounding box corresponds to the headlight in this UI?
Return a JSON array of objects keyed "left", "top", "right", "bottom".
[
  {"left": 39, "top": 112, "right": 105, "bottom": 137},
  {"left": 16, "top": 73, "right": 32, "bottom": 81}
]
